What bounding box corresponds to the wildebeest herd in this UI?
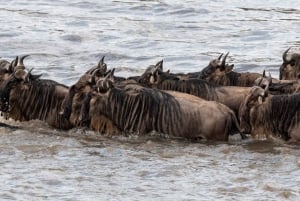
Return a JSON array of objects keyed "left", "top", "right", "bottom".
[{"left": 1, "top": 48, "right": 300, "bottom": 143}]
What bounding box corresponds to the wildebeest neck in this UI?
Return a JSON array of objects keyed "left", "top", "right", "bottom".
[
  {"left": 269, "top": 94, "right": 300, "bottom": 140},
  {"left": 90, "top": 86, "right": 182, "bottom": 135},
  {"left": 6, "top": 79, "right": 72, "bottom": 129}
]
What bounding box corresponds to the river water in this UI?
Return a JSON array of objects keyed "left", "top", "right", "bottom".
[{"left": 0, "top": 0, "right": 300, "bottom": 200}]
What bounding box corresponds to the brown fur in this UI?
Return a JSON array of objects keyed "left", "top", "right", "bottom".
[
  {"left": 239, "top": 86, "right": 300, "bottom": 143},
  {"left": 199, "top": 53, "right": 262, "bottom": 86},
  {"left": 60, "top": 65, "right": 121, "bottom": 135},
  {"left": 280, "top": 52, "right": 300, "bottom": 80},
  {"left": 138, "top": 68, "right": 251, "bottom": 115},
  {"left": 202, "top": 67, "right": 262, "bottom": 87},
  {"left": 0, "top": 78, "right": 72, "bottom": 129},
  {"left": 80, "top": 82, "right": 241, "bottom": 141}
]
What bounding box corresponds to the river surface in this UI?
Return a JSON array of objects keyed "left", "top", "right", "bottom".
[{"left": 0, "top": 0, "right": 300, "bottom": 200}]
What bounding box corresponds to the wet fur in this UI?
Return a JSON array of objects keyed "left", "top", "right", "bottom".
[
  {"left": 2, "top": 79, "right": 72, "bottom": 130},
  {"left": 81, "top": 84, "right": 240, "bottom": 140},
  {"left": 242, "top": 92, "right": 300, "bottom": 141}
]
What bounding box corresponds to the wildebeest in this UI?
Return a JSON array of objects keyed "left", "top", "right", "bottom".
[
  {"left": 76, "top": 73, "right": 242, "bottom": 141},
  {"left": 199, "top": 53, "right": 263, "bottom": 86},
  {"left": 0, "top": 55, "right": 34, "bottom": 130},
  {"left": 280, "top": 48, "right": 300, "bottom": 80},
  {"left": 137, "top": 61, "right": 254, "bottom": 115},
  {"left": 60, "top": 58, "right": 121, "bottom": 134},
  {"left": 239, "top": 86, "right": 300, "bottom": 143},
  {"left": 0, "top": 68, "right": 72, "bottom": 130}
]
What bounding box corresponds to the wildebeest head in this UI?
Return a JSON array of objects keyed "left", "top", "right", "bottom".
[
  {"left": 59, "top": 66, "right": 99, "bottom": 121},
  {"left": 199, "top": 52, "right": 234, "bottom": 84},
  {"left": 138, "top": 60, "right": 173, "bottom": 86},
  {"left": 74, "top": 70, "right": 115, "bottom": 128},
  {"left": 254, "top": 71, "right": 272, "bottom": 90},
  {"left": 239, "top": 86, "right": 268, "bottom": 134},
  {"left": 254, "top": 71, "right": 297, "bottom": 94},
  {"left": 280, "top": 48, "right": 300, "bottom": 80},
  {"left": 95, "top": 71, "right": 115, "bottom": 94},
  {"left": 60, "top": 60, "right": 113, "bottom": 126},
  {"left": 85, "top": 56, "right": 108, "bottom": 78},
  {"left": 0, "top": 55, "right": 30, "bottom": 84},
  {"left": 0, "top": 68, "right": 37, "bottom": 112}
]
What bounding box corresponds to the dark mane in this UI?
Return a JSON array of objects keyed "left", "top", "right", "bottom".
[
  {"left": 226, "top": 71, "right": 241, "bottom": 86},
  {"left": 93, "top": 86, "right": 183, "bottom": 135},
  {"left": 157, "top": 78, "right": 218, "bottom": 100},
  {"left": 269, "top": 93, "right": 300, "bottom": 139},
  {"left": 8, "top": 79, "right": 71, "bottom": 129}
]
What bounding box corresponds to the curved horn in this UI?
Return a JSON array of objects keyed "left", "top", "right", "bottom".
[
  {"left": 101, "top": 71, "right": 111, "bottom": 89},
  {"left": 264, "top": 84, "right": 269, "bottom": 97},
  {"left": 89, "top": 67, "right": 99, "bottom": 75},
  {"left": 98, "top": 56, "right": 105, "bottom": 68},
  {"left": 103, "top": 72, "right": 109, "bottom": 82},
  {"left": 11, "top": 56, "right": 19, "bottom": 68},
  {"left": 257, "top": 77, "right": 263, "bottom": 87},
  {"left": 91, "top": 68, "right": 101, "bottom": 77},
  {"left": 262, "top": 70, "right": 266, "bottom": 78},
  {"left": 110, "top": 68, "right": 115, "bottom": 77},
  {"left": 221, "top": 52, "right": 229, "bottom": 68},
  {"left": 155, "top": 60, "right": 163, "bottom": 71},
  {"left": 18, "top": 55, "right": 30, "bottom": 66},
  {"left": 218, "top": 53, "right": 223, "bottom": 60},
  {"left": 282, "top": 48, "right": 291, "bottom": 62},
  {"left": 268, "top": 72, "right": 272, "bottom": 85}
]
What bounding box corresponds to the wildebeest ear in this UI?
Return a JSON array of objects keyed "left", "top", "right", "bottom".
[
  {"left": 150, "top": 65, "right": 160, "bottom": 84},
  {"left": 29, "top": 73, "right": 42, "bottom": 81}
]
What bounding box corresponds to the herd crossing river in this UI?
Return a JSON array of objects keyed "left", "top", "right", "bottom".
[{"left": 0, "top": 0, "right": 300, "bottom": 200}]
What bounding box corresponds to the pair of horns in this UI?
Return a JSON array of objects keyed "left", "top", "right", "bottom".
[
  {"left": 218, "top": 52, "right": 229, "bottom": 67},
  {"left": 6, "top": 55, "right": 30, "bottom": 73},
  {"left": 14, "top": 55, "right": 30, "bottom": 67}
]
